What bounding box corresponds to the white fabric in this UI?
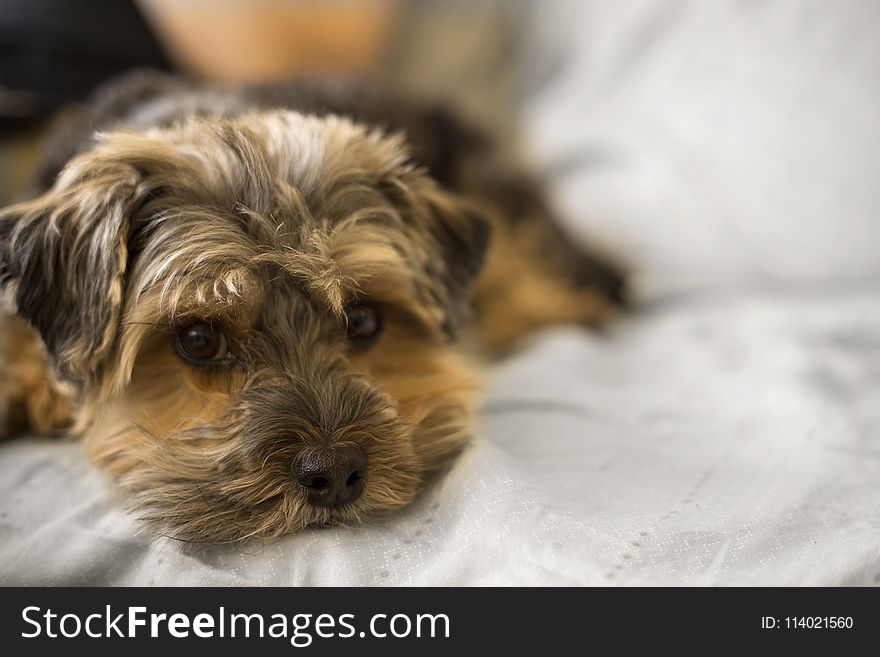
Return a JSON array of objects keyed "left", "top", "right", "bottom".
[
  {"left": 521, "top": 0, "right": 880, "bottom": 300},
  {"left": 1, "top": 288, "right": 879, "bottom": 585}
]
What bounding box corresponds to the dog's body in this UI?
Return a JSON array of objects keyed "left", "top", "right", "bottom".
[{"left": 0, "top": 71, "right": 625, "bottom": 542}]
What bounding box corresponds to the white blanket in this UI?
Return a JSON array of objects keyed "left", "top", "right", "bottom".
[{"left": 2, "top": 287, "right": 879, "bottom": 585}]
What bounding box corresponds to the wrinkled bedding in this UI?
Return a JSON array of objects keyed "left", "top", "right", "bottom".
[{"left": 2, "top": 287, "right": 879, "bottom": 585}]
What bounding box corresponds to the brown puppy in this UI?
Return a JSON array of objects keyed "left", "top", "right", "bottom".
[{"left": 0, "top": 72, "right": 625, "bottom": 542}]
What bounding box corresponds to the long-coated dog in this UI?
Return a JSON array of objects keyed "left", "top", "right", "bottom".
[{"left": 0, "top": 71, "right": 625, "bottom": 542}]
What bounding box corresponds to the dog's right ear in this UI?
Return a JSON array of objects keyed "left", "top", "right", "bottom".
[
  {"left": 379, "top": 170, "right": 491, "bottom": 340},
  {"left": 0, "top": 155, "right": 146, "bottom": 382}
]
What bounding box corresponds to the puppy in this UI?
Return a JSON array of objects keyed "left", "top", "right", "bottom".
[{"left": 0, "top": 72, "right": 625, "bottom": 542}]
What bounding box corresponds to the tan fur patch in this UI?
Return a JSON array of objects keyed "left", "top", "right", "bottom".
[
  {"left": 0, "top": 313, "right": 75, "bottom": 435},
  {"left": 473, "top": 213, "right": 619, "bottom": 351}
]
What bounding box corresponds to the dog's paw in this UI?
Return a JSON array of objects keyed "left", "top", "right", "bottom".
[{"left": 1, "top": 313, "right": 76, "bottom": 437}]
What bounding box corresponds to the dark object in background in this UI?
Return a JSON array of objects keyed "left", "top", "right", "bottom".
[{"left": 0, "top": 0, "right": 170, "bottom": 133}]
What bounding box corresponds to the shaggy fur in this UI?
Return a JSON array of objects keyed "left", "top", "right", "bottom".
[{"left": 0, "top": 72, "right": 625, "bottom": 543}]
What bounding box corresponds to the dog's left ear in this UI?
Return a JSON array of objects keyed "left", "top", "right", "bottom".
[
  {"left": 383, "top": 172, "right": 490, "bottom": 339},
  {"left": 0, "top": 155, "right": 145, "bottom": 381}
]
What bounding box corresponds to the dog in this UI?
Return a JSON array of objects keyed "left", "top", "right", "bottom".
[{"left": 0, "top": 71, "right": 626, "bottom": 542}]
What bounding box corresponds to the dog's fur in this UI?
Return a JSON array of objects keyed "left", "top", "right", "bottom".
[{"left": 0, "top": 71, "right": 625, "bottom": 542}]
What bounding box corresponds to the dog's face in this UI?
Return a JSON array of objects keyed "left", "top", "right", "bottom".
[{"left": 0, "top": 111, "right": 488, "bottom": 542}]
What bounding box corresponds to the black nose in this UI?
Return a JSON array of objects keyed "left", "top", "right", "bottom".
[{"left": 294, "top": 447, "right": 367, "bottom": 508}]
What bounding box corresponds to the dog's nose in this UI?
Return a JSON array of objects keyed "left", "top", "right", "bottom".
[{"left": 294, "top": 446, "right": 367, "bottom": 508}]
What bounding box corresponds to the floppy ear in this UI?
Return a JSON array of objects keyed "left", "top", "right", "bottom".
[
  {"left": 0, "top": 156, "right": 144, "bottom": 381},
  {"left": 384, "top": 171, "right": 491, "bottom": 339}
]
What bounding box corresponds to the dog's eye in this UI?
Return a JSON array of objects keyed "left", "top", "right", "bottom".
[
  {"left": 174, "top": 322, "right": 229, "bottom": 364},
  {"left": 344, "top": 302, "right": 383, "bottom": 348}
]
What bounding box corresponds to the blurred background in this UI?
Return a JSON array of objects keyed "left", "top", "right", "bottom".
[
  {"left": 0, "top": 0, "right": 524, "bottom": 203},
  {"left": 1, "top": 0, "right": 878, "bottom": 300}
]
